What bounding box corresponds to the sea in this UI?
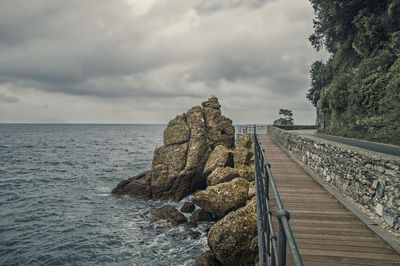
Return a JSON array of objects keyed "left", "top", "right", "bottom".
[{"left": 0, "top": 124, "right": 210, "bottom": 266}]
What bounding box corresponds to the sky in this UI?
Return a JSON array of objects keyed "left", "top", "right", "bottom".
[{"left": 0, "top": 0, "right": 327, "bottom": 124}]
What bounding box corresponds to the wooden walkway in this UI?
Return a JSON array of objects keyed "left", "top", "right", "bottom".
[{"left": 258, "top": 133, "right": 400, "bottom": 266}]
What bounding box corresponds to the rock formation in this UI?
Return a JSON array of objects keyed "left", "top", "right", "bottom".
[
  {"left": 112, "top": 96, "right": 235, "bottom": 201},
  {"left": 111, "top": 97, "right": 258, "bottom": 265}
]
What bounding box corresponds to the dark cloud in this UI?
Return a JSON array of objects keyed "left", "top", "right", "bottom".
[
  {"left": 0, "top": 0, "right": 326, "bottom": 124},
  {"left": 194, "top": 0, "right": 275, "bottom": 14}
]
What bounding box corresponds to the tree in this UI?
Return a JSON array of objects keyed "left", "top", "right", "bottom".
[{"left": 279, "top": 109, "right": 293, "bottom": 123}]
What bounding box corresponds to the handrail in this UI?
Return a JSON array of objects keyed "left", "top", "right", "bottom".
[{"left": 252, "top": 125, "right": 303, "bottom": 266}]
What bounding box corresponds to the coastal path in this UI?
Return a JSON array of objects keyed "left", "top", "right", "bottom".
[{"left": 256, "top": 132, "right": 400, "bottom": 265}]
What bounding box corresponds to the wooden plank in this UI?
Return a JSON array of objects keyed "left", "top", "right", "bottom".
[{"left": 296, "top": 242, "right": 398, "bottom": 255}]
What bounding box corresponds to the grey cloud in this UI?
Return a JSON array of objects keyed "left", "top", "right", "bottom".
[
  {"left": 0, "top": 93, "right": 18, "bottom": 103},
  {"left": 194, "top": 0, "right": 275, "bottom": 14}
]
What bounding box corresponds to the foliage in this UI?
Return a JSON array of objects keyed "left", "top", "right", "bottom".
[
  {"left": 279, "top": 109, "right": 293, "bottom": 123},
  {"left": 308, "top": 0, "right": 400, "bottom": 145}
]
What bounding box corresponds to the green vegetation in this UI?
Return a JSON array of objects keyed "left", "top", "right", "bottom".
[
  {"left": 279, "top": 109, "right": 294, "bottom": 123},
  {"left": 307, "top": 0, "right": 400, "bottom": 145}
]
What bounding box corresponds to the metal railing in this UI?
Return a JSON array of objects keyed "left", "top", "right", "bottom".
[
  {"left": 236, "top": 124, "right": 268, "bottom": 135},
  {"left": 253, "top": 125, "right": 303, "bottom": 266}
]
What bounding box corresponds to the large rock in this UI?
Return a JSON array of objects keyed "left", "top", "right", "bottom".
[
  {"left": 193, "top": 178, "right": 250, "bottom": 216},
  {"left": 208, "top": 198, "right": 258, "bottom": 266},
  {"left": 111, "top": 172, "right": 152, "bottom": 200},
  {"left": 151, "top": 205, "right": 187, "bottom": 226},
  {"left": 203, "top": 145, "right": 234, "bottom": 178},
  {"left": 112, "top": 97, "right": 235, "bottom": 201},
  {"left": 206, "top": 167, "right": 239, "bottom": 186}
]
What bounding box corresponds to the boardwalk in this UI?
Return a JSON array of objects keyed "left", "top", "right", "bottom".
[{"left": 258, "top": 133, "right": 400, "bottom": 266}]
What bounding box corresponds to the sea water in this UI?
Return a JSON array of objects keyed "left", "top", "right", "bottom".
[{"left": 0, "top": 124, "right": 209, "bottom": 266}]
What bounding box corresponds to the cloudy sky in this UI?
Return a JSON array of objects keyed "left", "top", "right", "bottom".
[{"left": 0, "top": 0, "right": 326, "bottom": 124}]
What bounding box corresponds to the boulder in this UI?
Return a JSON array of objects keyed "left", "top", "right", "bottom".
[
  {"left": 203, "top": 145, "right": 234, "bottom": 178},
  {"left": 111, "top": 171, "right": 152, "bottom": 200},
  {"left": 151, "top": 205, "right": 187, "bottom": 226},
  {"left": 180, "top": 202, "right": 195, "bottom": 213},
  {"left": 206, "top": 167, "right": 239, "bottom": 186},
  {"left": 193, "top": 178, "right": 250, "bottom": 216},
  {"left": 195, "top": 251, "right": 221, "bottom": 266},
  {"left": 189, "top": 209, "right": 213, "bottom": 226},
  {"left": 208, "top": 198, "right": 258, "bottom": 266},
  {"left": 233, "top": 147, "right": 253, "bottom": 166}
]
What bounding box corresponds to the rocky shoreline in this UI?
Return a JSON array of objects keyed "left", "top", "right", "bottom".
[{"left": 112, "top": 97, "right": 257, "bottom": 265}]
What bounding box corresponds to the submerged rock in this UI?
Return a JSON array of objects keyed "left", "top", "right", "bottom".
[
  {"left": 188, "top": 230, "right": 202, "bottom": 240},
  {"left": 112, "top": 96, "right": 235, "bottom": 201},
  {"left": 208, "top": 198, "right": 258, "bottom": 266},
  {"left": 189, "top": 209, "right": 213, "bottom": 226},
  {"left": 111, "top": 171, "right": 152, "bottom": 200},
  {"left": 195, "top": 250, "right": 222, "bottom": 266},
  {"left": 151, "top": 206, "right": 187, "bottom": 226},
  {"left": 180, "top": 202, "right": 195, "bottom": 213},
  {"left": 193, "top": 178, "right": 250, "bottom": 216}
]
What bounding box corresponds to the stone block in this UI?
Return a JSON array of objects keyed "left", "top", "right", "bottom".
[{"left": 375, "top": 203, "right": 383, "bottom": 216}]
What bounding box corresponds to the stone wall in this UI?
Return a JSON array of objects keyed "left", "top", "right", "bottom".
[{"left": 268, "top": 126, "right": 400, "bottom": 230}]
